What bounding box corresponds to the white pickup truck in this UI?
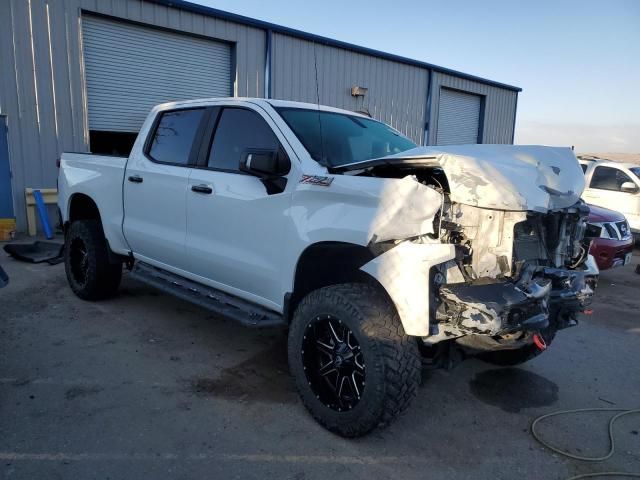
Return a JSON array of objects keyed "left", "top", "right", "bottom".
[{"left": 58, "top": 98, "right": 598, "bottom": 437}]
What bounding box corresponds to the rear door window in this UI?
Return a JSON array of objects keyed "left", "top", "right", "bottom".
[
  {"left": 207, "top": 108, "right": 281, "bottom": 172},
  {"left": 147, "top": 108, "right": 206, "bottom": 165},
  {"left": 590, "top": 166, "right": 633, "bottom": 191}
]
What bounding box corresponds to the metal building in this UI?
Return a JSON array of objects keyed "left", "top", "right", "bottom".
[{"left": 0, "top": 0, "right": 521, "bottom": 232}]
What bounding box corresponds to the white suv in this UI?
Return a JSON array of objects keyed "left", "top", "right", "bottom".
[{"left": 579, "top": 158, "right": 640, "bottom": 237}]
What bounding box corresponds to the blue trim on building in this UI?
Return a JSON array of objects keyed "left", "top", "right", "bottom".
[
  {"left": 264, "top": 29, "right": 272, "bottom": 99},
  {"left": 0, "top": 116, "right": 14, "bottom": 218},
  {"left": 423, "top": 69, "right": 433, "bottom": 146},
  {"left": 150, "top": 0, "right": 522, "bottom": 93},
  {"left": 510, "top": 94, "right": 519, "bottom": 144},
  {"left": 477, "top": 94, "right": 487, "bottom": 144}
]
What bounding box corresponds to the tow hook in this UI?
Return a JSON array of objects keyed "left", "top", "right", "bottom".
[{"left": 533, "top": 333, "right": 547, "bottom": 351}]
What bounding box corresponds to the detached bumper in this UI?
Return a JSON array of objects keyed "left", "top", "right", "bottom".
[{"left": 437, "top": 256, "right": 599, "bottom": 337}]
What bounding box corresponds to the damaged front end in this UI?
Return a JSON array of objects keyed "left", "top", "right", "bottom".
[
  {"left": 350, "top": 145, "right": 599, "bottom": 357},
  {"left": 429, "top": 202, "right": 598, "bottom": 353}
]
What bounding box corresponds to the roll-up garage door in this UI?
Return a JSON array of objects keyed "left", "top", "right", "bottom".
[
  {"left": 82, "top": 15, "right": 232, "bottom": 133},
  {"left": 436, "top": 88, "right": 482, "bottom": 145}
]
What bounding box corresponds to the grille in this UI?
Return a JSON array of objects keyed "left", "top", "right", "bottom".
[{"left": 616, "top": 221, "right": 631, "bottom": 239}]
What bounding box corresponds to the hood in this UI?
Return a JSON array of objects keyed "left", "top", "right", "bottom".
[
  {"left": 587, "top": 204, "right": 626, "bottom": 223},
  {"left": 336, "top": 145, "right": 585, "bottom": 212}
]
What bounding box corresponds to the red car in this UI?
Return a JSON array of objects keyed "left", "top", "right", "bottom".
[{"left": 585, "top": 205, "right": 634, "bottom": 270}]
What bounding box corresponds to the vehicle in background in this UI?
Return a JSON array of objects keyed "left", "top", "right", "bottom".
[
  {"left": 579, "top": 158, "right": 640, "bottom": 239},
  {"left": 585, "top": 205, "right": 634, "bottom": 270}
]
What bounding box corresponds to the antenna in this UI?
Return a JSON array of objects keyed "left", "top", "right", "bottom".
[{"left": 312, "top": 41, "right": 325, "bottom": 165}]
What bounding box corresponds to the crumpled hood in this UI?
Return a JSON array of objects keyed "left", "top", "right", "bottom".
[{"left": 340, "top": 145, "right": 586, "bottom": 212}]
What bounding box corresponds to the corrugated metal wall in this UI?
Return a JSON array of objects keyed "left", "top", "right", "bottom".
[
  {"left": 428, "top": 72, "right": 518, "bottom": 145},
  {"left": 271, "top": 33, "right": 430, "bottom": 144},
  {"left": 0, "top": 0, "right": 518, "bottom": 232},
  {"left": 0, "top": 0, "right": 266, "bottom": 231}
]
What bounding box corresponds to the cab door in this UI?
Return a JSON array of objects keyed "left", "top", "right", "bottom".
[
  {"left": 184, "top": 106, "right": 295, "bottom": 310},
  {"left": 123, "top": 107, "right": 209, "bottom": 271}
]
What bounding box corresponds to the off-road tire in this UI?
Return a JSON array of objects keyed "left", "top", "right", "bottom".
[
  {"left": 478, "top": 325, "right": 557, "bottom": 366},
  {"left": 64, "top": 220, "right": 121, "bottom": 300},
  {"left": 288, "top": 283, "right": 421, "bottom": 437}
]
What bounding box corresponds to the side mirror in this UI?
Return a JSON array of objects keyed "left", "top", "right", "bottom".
[
  {"left": 621, "top": 181, "right": 639, "bottom": 194},
  {"left": 0, "top": 265, "right": 8, "bottom": 288},
  {"left": 240, "top": 149, "right": 290, "bottom": 178}
]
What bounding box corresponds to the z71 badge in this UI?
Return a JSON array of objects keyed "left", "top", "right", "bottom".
[{"left": 299, "top": 175, "right": 334, "bottom": 187}]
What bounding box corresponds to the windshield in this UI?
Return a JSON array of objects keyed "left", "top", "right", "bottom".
[
  {"left": 630, "top": 167, "right": 640, "bottom": 180},
  {"left": 276, "top": 107, "right": 417, "bottom": 167}
]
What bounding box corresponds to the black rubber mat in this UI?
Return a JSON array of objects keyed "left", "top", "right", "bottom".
[{"left": 3, "top": 241, "right": 64, "bottom": 264}]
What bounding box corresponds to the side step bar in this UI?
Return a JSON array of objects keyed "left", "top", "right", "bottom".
[{"left": 128, "top": 262, "right": 286, "bottom": 328}]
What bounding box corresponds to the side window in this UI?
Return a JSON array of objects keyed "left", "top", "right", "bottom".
[
  {"left": 580, "top": 163, "right": 588, "bottom": 174},
  {"left": 590, "top": 166, "right": 633, "bottom": 191},
  {"left": 208, "top": 108, "right": 280, "bottom": 171},
  {"left": 147, "top": 108, "right": 205, "bottom": 165}
]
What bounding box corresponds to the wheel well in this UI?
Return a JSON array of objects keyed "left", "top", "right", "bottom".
[
  {"left": 67, "top": 194, "right": 101, "bottom": 227},
  {"left": 288, "top": 242, "right": 377, "bottom": 321}
]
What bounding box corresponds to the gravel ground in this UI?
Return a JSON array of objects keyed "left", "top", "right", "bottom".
[{"left": 1, "top": 245, "right": 639, "bottom": 480}]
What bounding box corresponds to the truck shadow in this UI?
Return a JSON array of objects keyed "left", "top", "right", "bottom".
[
  {"left": 469, "top": 367, "right": 558, "bottom": 413},
  {"left": 186, "top": 336, "right": 298, "bottom": 405}
]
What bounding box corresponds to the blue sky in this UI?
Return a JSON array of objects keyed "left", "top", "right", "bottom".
[{"left": 196, "top": 0, "right": 639, "bottom": 152}]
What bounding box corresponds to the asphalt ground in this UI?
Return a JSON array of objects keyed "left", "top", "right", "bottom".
[{"left": 1, "top": 245, "right": 638, "bottom": 479}]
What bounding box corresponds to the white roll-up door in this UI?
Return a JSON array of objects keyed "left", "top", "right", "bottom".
[
  {"left": 82, "top": 16, "right": 232, "bottom": 133},
  {"left": 436, "top": 88, "right": 482, "bottom": 145}
]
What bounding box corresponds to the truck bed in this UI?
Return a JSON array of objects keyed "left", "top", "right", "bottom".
[{"left": 58, "top": 152, "right": 130, "bottom": 255}]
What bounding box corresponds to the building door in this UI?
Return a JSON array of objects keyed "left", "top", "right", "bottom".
[
  {"left": 81, "top": 15, "right": 232, "bottom": 155},
  {"left": 436, "top": 88, "right": 483, "bottom": 145},
  {"left": 0, "top": 116, "right": 14, "bottom": 219}
]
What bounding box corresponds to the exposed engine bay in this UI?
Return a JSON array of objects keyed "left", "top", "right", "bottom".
[
  {"left": 430, "top": 190, "right": 597, "bottom": 352},
  {"left": 343, "top": 145, "right": 599, "bottom": 357}
]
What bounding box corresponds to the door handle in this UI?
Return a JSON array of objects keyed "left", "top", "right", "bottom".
[
  {"left": 128, "top": 175, "right": 143, "bottom": 183},
  {"left": 191, "top": 184, "right": 213, "bottom": 194}
]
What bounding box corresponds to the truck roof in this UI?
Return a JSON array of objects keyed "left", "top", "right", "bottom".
[{"left": 154, "top": 97, "right": 371, "bottom": 118}]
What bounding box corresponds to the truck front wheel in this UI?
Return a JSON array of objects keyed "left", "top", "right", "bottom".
[
  {"left": 64, "top": 220, "right": 122, "bottom": 300},
  {"left": 288, "top": 283, "right": 421, "bottom": 437}
]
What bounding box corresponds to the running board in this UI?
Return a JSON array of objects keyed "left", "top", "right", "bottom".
[{"left": 128, "top": 262, "right": 286, "bottom": 328}]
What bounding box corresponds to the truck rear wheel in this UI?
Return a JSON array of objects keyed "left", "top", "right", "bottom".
[
  {"left": 288, "top": 283, "right": 421, "bottom": 437},
  {"left": 64, "top": 220, "right": 121, "bottom": 300}
]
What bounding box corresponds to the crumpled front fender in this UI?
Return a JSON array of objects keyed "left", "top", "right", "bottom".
[{"left": 360, "top": 242, "right": 455, "bottom": 336}]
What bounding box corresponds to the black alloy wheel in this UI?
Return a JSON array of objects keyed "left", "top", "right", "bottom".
[
  {"left": 64, "top": 220, "right": 122, "bottom": 300},
  {"left": 302, "top": 315, "right": 365, "bottom": 411},
  {"left": 288, "top": 283, "right": 422, "bottom": 437},
  {"left": 69, "top": 237, "right": 89, "bottom": 287}
]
